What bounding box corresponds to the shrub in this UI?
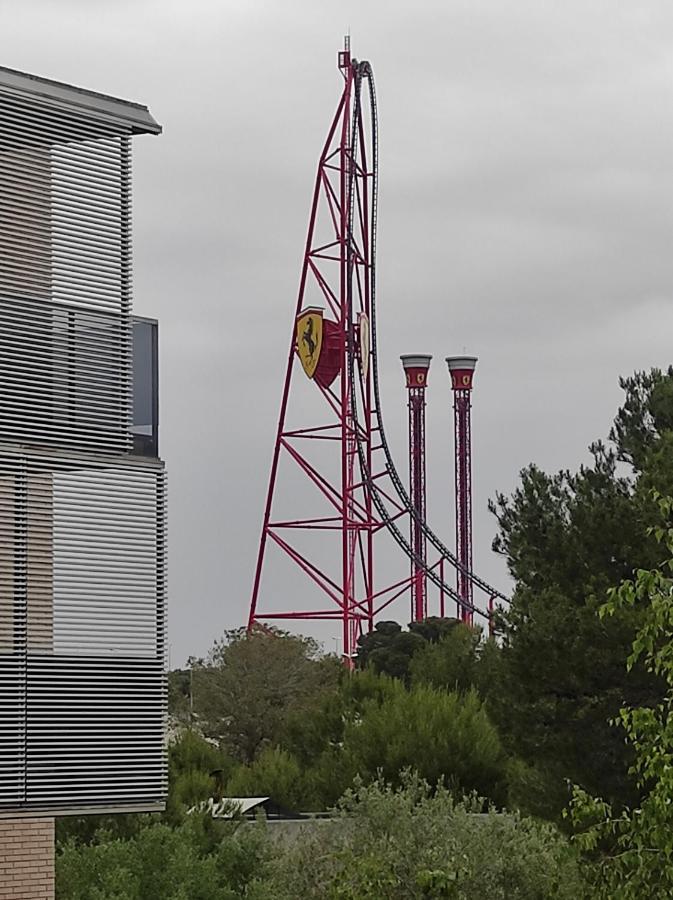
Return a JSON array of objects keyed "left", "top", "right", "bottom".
[
  {"left": 340, "top": 682, "right": 507, "bottom": 803},
  {"left": 57, "top": 813, "right": 269, "bottom": 900},
  {"left": 251, "top": 774, "right": 587, "bottom": 899}
]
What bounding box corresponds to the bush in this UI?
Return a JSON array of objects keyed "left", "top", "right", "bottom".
[
  {"left": 251, "top": 774, "right": 588, "bottom": 899},
  {"left": 57, "top": 813, "right": 269, "bottom": 900},
  {"left": 409, "top": 624, "right": 481, "bottom": 694},
  {"left": 226, "top": 748, "right": 310, "bottom": 811},
  {"left": 339, "top": 681, "right": 507, "bottom": 804},
  {"left": 165, "top": 729, "right": 234, "bottom": 824}
]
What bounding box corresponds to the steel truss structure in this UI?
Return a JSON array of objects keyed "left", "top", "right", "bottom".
[
  {"left": 248, "top": 42, "right": 506, "bottom": 660},
  {"left": 401, "top": 356, "right": 431, "bottom": 623},
  {"left": 447, "top": 357, "right": 478, "bottom": 625},
  {"left": 455, "top": 387, "right": 474, "bottom": 624}
]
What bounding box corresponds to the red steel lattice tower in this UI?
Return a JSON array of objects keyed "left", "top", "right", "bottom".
[
  {"left": 248, "top": 42, "right": 509, "bottom": 657},
  {"left": 401, "top": 355, "right": 431, "bottom": 622},
  {"left": 248, "top": 40, "right": 379, "bottom": 662},
  {"left": 446, "top": 356, "right": 477, "bottom": 625}
]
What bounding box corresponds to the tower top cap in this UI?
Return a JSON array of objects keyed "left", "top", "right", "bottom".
[
  {"left": 400, "top": 354, "right": 432, "bottom": 371},
  {"left": 446, "top": 356, "right": 477, "bottom": 372}
]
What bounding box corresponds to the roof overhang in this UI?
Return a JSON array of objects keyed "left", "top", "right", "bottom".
[{"left": 0, "top": 65, "right": 162, "bottom": 135}]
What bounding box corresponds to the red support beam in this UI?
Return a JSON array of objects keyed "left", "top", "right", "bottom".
[
  {"left": 248, "top": 42, "right": 506, "bottom": 662},
  {"left": 447, "top": 356, "right": 477, "bottom": 625},
  {"left": 248, "top": 39, "right": 378, "bottom": 663},
  {"left": 401, "top": 355, "right": 431, "bottom": 622}
]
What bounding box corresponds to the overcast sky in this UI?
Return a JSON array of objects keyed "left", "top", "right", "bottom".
[{"left": 3, "top": 1, "right": 672, "bottom": 664}]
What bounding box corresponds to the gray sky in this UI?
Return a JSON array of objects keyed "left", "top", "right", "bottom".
[{"left": 4, "top": 1, "right": 672, "bottom": 664}]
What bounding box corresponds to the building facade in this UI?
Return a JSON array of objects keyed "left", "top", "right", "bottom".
[{"left": 0, "top": 66, "right": 166, "bottom": 830}]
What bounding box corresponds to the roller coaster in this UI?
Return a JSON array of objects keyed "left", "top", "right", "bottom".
[{"left": 248, "top": 40, "right": 507, "bottom": 660}]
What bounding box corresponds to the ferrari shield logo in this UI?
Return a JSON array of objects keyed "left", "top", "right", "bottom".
[{"left": 296, "top": 307, "right": 323, "bottom": 379}]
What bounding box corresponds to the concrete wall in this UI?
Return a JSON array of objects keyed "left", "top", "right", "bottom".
[{"left": 0, "top": 818, "right": 54, "bottom": 899}]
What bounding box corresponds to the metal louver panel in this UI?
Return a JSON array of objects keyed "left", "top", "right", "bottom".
[
  {"left": 0, "top": 297, "right": 130, "bottom": 453},
  {"left": 0, "top": 70, "right": 165, "bottom": 816},
  {"left": 0, "top": 86, "right": 132, "bottom": 454},
  {"left": 0, "top": 447, "right": 166, "bottom": 814},
  {"left": 27, "top": 658, "right": 165, "bottom": 807}
]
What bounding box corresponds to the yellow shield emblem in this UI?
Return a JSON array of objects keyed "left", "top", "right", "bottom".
[{"left": 296, "top": 307, "right": 324, "bottom": 379}]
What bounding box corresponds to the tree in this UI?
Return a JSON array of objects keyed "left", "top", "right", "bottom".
[
  {"left": 167, "top": 667, "right": 192, "bottom": 725},
  {"left": 252, "top": 773, "right": 587, "bottom": 900},
  {"left": 278, "top": 667, "right": 404, "bottom": 807},
  {"left": 355, "top": 617, "right": 461, "bottom": 682},
  {"left": 610, "top": 367, "right": 673, "bottom": 471},
  {"left": 191, "top": 626, "right": 340, "bottom": 763},
  {"left": 338, "top": 681, "right": 507, "bottom": 804},
  {"left": 355, "top": 620, "right": 424, "bottom": 681},
  {"left": 408, "top": 616, "right": 461, "bottom": 644},
  {"left": 409, "top": 623, "right": 482, "bottom": 694},
  {"left": 165, "top": 730, "right": 234, "bottom": 824},
  {"left": 567, "top": 495, "right": 673, "bottom": 897},
  {"left": 262, "top": 668, "right": 507, "bottom": 810},
  {"left": 57, "top": 813, "right": 269, "bottom": 900},
  {"left": 226, "top": 748, "right": 308, "bottom": 812},
  {"left": 488, "top": 370, "right": 673, "bottom": 820}
]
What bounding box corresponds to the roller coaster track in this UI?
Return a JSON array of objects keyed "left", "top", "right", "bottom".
[
  {"left": 346, "top": 60, "right": 507, "bottom": 615},
  {"left": 248, "top": 47, "right": 506, "bottom": 655}
]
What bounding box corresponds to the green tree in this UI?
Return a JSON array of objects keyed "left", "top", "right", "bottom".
[
  {"left": 57, "top": 813, "right": 269, "bottom": 900},
  {"left": 567, "top": 495, "right": 673, "bottom": 897},
  {"left": 488, "top": 370, "right": 673, "bottom": 820},
  {"left": 273, "top": 669, "right": 507, "bottom": 809},
  {"left": 355, "top": 620, "right": 424, "bottom": 681},
  {"left": 252, "top": 773, "right": 587, "bottom": 899},
  {"left": 165, "top": 730, "right": 234, "bottom": 824},
  {"left": 408, "top": 616, "right": 461, "bottom": 643},
  {"left": 192, "top": 626, "right": 339, "bottom": 763},
  {"left": 225, "top": 748, "right": 308, "bottom": 812},
  {"left": 279, "top": 667, "right": 404, "bottom": 807},
  {"left": 355, "top": 617, "right": 460, "bottom": 682},
  {"left": 167, "top": 666, "right": 192, "bottom": 725},
  {"left": 409, "top": 623, "right": 481, "bottom": 694},
  {"left": 339, "top": 680, "right": 507, "bottom": 804},
  {"left": 610, "top": 367, "right": 673, "bottom": 471}
]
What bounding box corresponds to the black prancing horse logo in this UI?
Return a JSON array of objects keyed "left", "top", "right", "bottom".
[{"left": 302, "top": 317, "right": 316, "bottom": 360}]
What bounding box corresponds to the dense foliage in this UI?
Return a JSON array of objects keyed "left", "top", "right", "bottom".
[
  {"left": 486, "top": 368, "right": 673, "bottom": 820},
  {"left": 165, "top": 626, "right": 508, "bottom": 811},
  {"left": 567, "top": 495, "right": 673, "bottom": 897},
  {"left": 57, "top": 367, "right": 673, "bottom": 896},
  {"left": 354, "top": 616, "right": 460, "bottom": 682},
  {"left": 252, "top": 775, "right": 586, "bottom": 900},
  {"left": 171, "top": 627, "right": 340, "bottom": 763},
  {"left": 58, "top": 814, "right": 268, "bottom": 900},
  {"left": 58, "top": 777, "right": 586, "bottom": 900}
]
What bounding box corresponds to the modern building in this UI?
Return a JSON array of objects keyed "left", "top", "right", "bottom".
[{"left": 0, "top": 65, "right": 165, "bottom": 895}]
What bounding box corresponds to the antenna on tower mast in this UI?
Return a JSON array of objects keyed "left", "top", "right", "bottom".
[{"left": 339, "top": 34, "right": 351, "bottom": 69}]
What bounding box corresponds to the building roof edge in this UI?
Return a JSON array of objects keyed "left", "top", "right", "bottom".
[{"left": 0, "top": 65, "right": 162, "bottom": 134}]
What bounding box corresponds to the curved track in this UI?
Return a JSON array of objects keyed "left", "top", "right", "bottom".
[{"left": 347, "top": 60, "right": 507, "bottom": 617}]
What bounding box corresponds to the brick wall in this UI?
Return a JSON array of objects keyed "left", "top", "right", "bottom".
[{"left": 0, "top": 818, "right": 54, "bottom": 899}]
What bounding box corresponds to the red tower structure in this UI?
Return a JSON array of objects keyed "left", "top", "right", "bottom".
[
  {"left": 401, "top": 355, "right": 431, "bottom": 622},
  {"left": 248, "top": 40, "right": 378, "bottom": 662},
  {"left": 249, "top": 42, "right": 507, "bottom": 659},
  {"left": 446, "top": 356, "right": 477, "bottom": 625}
]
